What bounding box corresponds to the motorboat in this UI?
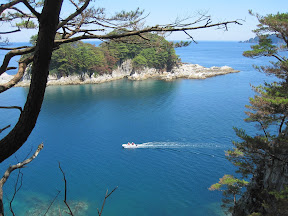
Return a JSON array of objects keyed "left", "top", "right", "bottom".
[{"left": 122, "top": 142, "right": 138, "bottom": 148}]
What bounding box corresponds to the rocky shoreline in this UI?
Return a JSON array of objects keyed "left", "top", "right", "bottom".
[{"left": 0, "top": 60, "right": 240, "bottom": 87}]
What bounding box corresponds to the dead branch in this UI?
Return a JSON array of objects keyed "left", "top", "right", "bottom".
[
  {"left": 58, "top": 162, "right": 74, "bottom": 216},
  {"left": 97, "top": 186, "right": 118, "bottom": 216},
  {"left": 0, "top": 143, "right": 44, "bottom": 216}
]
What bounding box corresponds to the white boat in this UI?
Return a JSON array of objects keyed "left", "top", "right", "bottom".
[{"left": 122, "top": 143, "right": 138, "bottom": 148}]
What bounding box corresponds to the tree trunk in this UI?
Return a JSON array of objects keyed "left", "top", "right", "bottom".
[{"left": 0, "top": 0, "right": 63, "bottom": 162}]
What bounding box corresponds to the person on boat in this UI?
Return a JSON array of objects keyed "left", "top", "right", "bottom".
[
  {"left": 132, "top": 142, "right": 135, "bottom": 145},
  {"left": 128, "top": 142, "right": 131, "bottom": 145}
]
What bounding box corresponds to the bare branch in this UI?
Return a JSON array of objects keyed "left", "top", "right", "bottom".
[
  {"left": 0, "top": 46, "right": 30, "bottom": 50},
  {"left": 5, "top": 67, "right": 17, "bottom": 72},
  {"left": 57, "top": 0, "right": 90, "bottom": 30},
  {"left": 183, "top": 30, "right": 197, "bottom": 43},
  {"left": 0, "top": 106, "right": 23, "bottom": 112},
  {"left": 97, "top": 186, "right": 118, "bottom": 216},
  {"left": 44, "top": 190, "right": 61, "bottom": 216},
  {"left": 0, "top": 125, "right": 10, "bottom": 134},
  {"left": 0, "top": 0, "right": 21, "bottom": 15},
  {"left": 58, "top": 162, "right": 74, "bottom": 216},
  {"left": 9, "top": 6, "right": 36, "bottom": 19},
  {"left": 279, "top": 116, "right": 286, "bottom": 136},
  {"left": 258, "top": 121, "right": 268, "bottom": 139},
  {"left": 0, "top": 46, "right": 35, "bottom": 76},
  {"left": 9, "top": 169, "right": 23, "bottom": 216},
  {"left": 0, "top": 29, "right": 21, "bottom": 34},
  {"left": 21, "top": 0, "right": 41, "bottom": 19},
  {"left": 55, "top": 20, "right": 241, "bottom": 45},
  {"left": 0, "top": 143, "right": 44, "bottom": 186},
  {"left": 0, "top": 143, "right": 43, "bottom": 215},
  {"left": 0, "top": 55, "right": 33, "bottom": 93}
]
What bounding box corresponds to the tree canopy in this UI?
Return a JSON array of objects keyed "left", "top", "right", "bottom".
[
  {"left": 212, "top": 11, "right": 288, "bottom": 216},
  {"left": 46, "top": 32, "right": 180, "bottom": 77}
]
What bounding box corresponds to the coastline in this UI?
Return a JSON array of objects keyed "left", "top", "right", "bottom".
[{"left": 1, "top": 60, "right": 240, "bottom": 87}]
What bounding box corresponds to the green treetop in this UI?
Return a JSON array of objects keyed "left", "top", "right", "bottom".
[{"left": 211, "top": 11, "right": 288, "bottom": 216}]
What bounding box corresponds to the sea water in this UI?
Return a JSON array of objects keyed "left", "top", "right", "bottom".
[{"left": 0, "top": 41, "right": 275, "bottom": 215}]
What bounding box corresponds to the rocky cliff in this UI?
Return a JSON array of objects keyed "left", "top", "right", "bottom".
[
  {"left": 233, "top": 154, "right": 288, "bottom": 215},
  {"left": 1, "top": 60, "right": 239, "bottom": 87}
]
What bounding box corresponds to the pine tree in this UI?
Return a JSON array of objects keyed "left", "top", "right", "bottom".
[{"left": 212, "top": 11, "right": 288, "bottom": 216}]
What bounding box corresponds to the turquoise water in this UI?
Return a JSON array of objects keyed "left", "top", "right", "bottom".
[{"left": 0, "top": 42, "right": 274, "bottom": 215}]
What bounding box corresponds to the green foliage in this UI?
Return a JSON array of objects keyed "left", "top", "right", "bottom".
[
  {"left": 49, "top": 41, "right": 112, "bottom": 77},
  {"left": 243, "top": 36, "right": 277, "bottom": 58},
  {"left": 229, "top": 11, "right": 288, "bottom": 178},
  {"left": 30, "top": 35, "right": 38, "bottom": 46},
  {"left": 46, "top": 33, "right": 179, "bottom": 77},
  {"left": 209, "top": 175, "right": 248, "bottom": 214},
  {"left": 256, "top": 185, "right": 288, "bottom": 215},
  {"left": 16, "top": 20, "right": 37, "bottom": 29},
  {"left": 133, "top": 55, "right": 147, "bottom": 69},
  {"left": 100, "top": 32, "right": 179, "bottom": 70},
  {"left": 212, "top": 11, "right": 288, "bottom": 215}
]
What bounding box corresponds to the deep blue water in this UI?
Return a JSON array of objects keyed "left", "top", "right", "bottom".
[{"left": 0, "top": 41, "right": 275, "bottom": 215}]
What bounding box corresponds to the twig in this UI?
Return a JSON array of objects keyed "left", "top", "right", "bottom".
[
  {"left": 0, "top": 29, "right": 21, "bottom": 35},
  {"left": 9, "top": 169, "right": 23, "bottom": 216},
  {"left": 97, "top": 186, "right": 118, "bottom": 216},
  {"left": 0, "top": 106, "right": 22, "bottom": 113},
  {"left": 183, "top": 30, "right": 197, "bottom": 44},
  {"left": 0, "top": 125, "right": 10, "bottom": 134},
  {"left": 44, "top": 190, "right": 61, "bottom": 216},
  {"left": 58, "top": 162, "right": 74, "bottom": 216}
]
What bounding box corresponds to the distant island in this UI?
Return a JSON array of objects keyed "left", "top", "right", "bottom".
[
  {"left": 0, "top": 33, "right": 240, "bottom": 87},
  {"left": 240, "top": 34, "right": 284, "bottom": 44}
]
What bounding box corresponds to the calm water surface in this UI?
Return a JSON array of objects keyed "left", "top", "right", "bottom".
[{"left": 0, "top": 42, "right": 274, "bottom": 215}]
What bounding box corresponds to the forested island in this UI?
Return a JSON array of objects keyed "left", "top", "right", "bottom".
[{"left": 7, "top": 33, "right": 239, "bottom": 86}]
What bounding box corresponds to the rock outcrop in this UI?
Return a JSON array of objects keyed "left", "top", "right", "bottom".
[
  {"left": 233, "top": 154, "right": 288, "bottom": 215},
  {"left": 0, "top": 60, "right": 239, "bottom": 87},
  {"left": 0, "top": 72, "right": 14, "bottom": 84}
]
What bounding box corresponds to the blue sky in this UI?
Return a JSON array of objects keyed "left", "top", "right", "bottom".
[{"left": 4, "top": 0, "right": 287, "bottom": 42}]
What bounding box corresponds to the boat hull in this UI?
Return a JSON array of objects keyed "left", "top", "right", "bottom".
[{"left": 122, "top": 144, "right": 138, "bottom": 148}]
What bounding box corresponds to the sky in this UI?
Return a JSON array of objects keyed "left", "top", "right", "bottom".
[{"left": 2, "top": 0, "right": 287, "bottom": 42}]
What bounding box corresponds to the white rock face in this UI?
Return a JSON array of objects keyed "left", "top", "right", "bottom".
[
  {"left": 0, "top": 72, "right": 14, "bottom": 84},
  {"left": 15, "top": 60, "right": 239, "bottom": 87}
]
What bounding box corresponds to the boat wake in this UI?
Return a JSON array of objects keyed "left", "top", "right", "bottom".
[
  {"left": 122, "top": 142, "right": 229, "bottom": 158},
  {"left": 122, "top": 142, "right": 228, "bottom": 149}
]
